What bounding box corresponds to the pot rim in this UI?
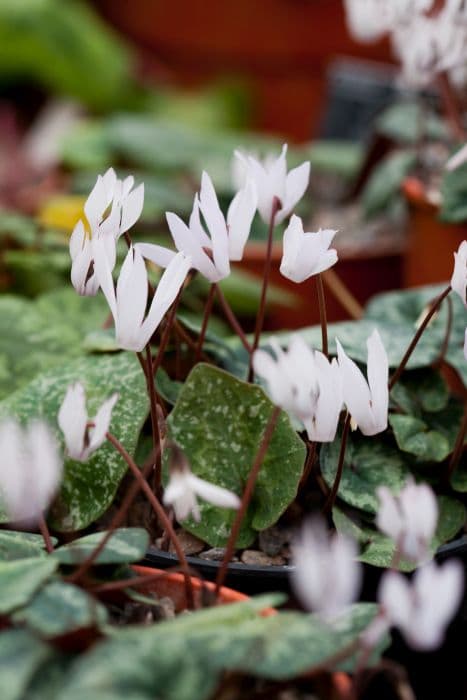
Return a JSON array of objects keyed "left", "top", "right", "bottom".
[{"left": 143, "top": 533, "right": 467, "bottom": 577}]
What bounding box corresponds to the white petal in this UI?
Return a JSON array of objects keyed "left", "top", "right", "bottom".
[
  {"left": 227, "top": 178, "right": 257, "bottom": 261},
  {"left": 69, "top": 220, "right": 86, "bottom": 260},
  {"left": 120, "top": 183, "right": 144, "bottom": 235},
  {"left": 135, "top": 242, "right": 177, "bottom": 268},
  {"left": 336, "top": 338, "right": 373, "bottom": 434},
  {"left": 366, "top": 329, "right": 389, "bottom": 434},
  {"left": 58, "top": 382, "right": 88, "bottom": 460},
  {"left": 450, "top": 240, "right": 467, "bottom": 307},
  {"left": 116, "top": 248, "right": 148, "bottom": 349},
  {"left": 188, "top": 474, "right": 241, "bottom": 510},
  {"left": 199, "top": 172, "right": 230, "bottom": 279},
  {"left": 88, "top": 393, "right": 119, "bottom": 456},
  {"left": 28, "top": 421, "right": 62, "bottom": 519},
  {"left": 84, "top": 175, "right": 107, "bottom": 229},
  {"left": 308, "top": 354, "right": 343, "bottom": 442},
  {"left": 166, "top": 209, "right": 219, "bottom": 282},
  {"left": 278, "top": 160, "right": 310, "bottom": 223},
  {"left": 280, "top": 215, "right": 305, "bottom": 282},
  {"left": 0, "top": 420, "right": 27, "bottom": 520},
  {"left": 93, "top": 236, "right": 117, "bottom": 320},
  {"left": 375, "top": 486, "right": 402, "bottom": 543}
]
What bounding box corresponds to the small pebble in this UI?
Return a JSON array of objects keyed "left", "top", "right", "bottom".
[
  {"left": 241, "top": 549, "right": 286, "bottom": 567},
  {"left": 169, "top": 530, "right": 205, "bottom": 556},
  {"left": 199, "top": 547, "right": 226, "bottom": 561},
  {"left": 258, "top": 525, "right": 291, "bottom": 556}
]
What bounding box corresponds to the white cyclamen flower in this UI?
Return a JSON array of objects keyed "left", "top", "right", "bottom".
[
  {"left": 336, "top": 329, "right": 389, "bottom": 436},
  {"left": 392, "top": 11, "right": 467, "bottom": 88},
  {"left": 136, "top": 171, "right": 257, "bottom": 283},
  {"left": 378, "top": 561, "right": 464, "bottom": 651},
  {"left": 94, "top": 242, "right": 191, "bottom": 353},
  {"left": 291, "top": 518, "right": 362, "bottom": 620},
  {"left": 253, "top": 335, "right": 343, "bottom": 442},
  {"left": 70, "top": 168, "right": 144, "bottom": 296},
  {"left": 280, "top": 215, "right": 338, "bottom": 283},
  {"left": 451, "top": 240, "right": 467, "bottom": 306},
  {"left": 235, "top": 144, "right": 310, "bottom": 225},
  {"left": 58, "top": 382, "right": 118, "bottom": 462},
  {"left": 0, "top": 419, "right": 62, "bottom": 524},
  {"left": 163, "top": 466, "right": 240, "bottom": 523},
  {"left": 376, "top": 479, "right": 438, "bottom": 562},
  {"left": 343, "top": 0, "right": 393, "bottom": 42}
]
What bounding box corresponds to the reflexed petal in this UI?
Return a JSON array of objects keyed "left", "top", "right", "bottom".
[
  {"left": 379, "top": 570, "right": 412, "bottom": 627},
  {"left": 88, "top": 393, "right": 119, "bottom": 456},
  {"left": 116, "top": 248, "right": 148, "bottom": 347},
  {"left": 93, "top": 235, "right": 117, "bottom": 320},
  {"left": 0, "top": 420, "right": 26, "bottom": 520},
  {"left": 120, "top": 183, "right": 144, "bottom": 235},
  {"left": 280, "top": 215, "right": 305, "bottom": 282},
  {"left": 58, "top": 382, "right": 88, "bottom": 460},
  {"left": 188, "top": 474, "right": 240, "bottom": 510},
  {"left": 167, "top": 208, "right": 218, "bottom": 281},
  {"left": 84, "top": 175, "right": 107, "bottom": 229},
  {"left": 336, "top": 338, "right": 373, "bottom": 433},
  {"left": 69, "top": 220, "right": 86, "bottom": 259},
  {"left": 366, "top": 329, "right": 389, "bottom": 433},
  {"left": 135, "top": 242, "right": 177, "bottom": 268},
  {"left": 199, "top": 172, "right": 230, "bottom": 279},
  {"left": 227, "top": 179, "right": 257, "bottom": 260},
  {"left": 450, "top": 240, "right": 467, "bottom": 306},
  {"left": 278, "top": 160, "right": 310, "bottom": 223},
  {"left": 375, "top": 486, "right": 402, "bottom": 542}
]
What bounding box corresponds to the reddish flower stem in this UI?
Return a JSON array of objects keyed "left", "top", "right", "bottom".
[
  {"left": 316, "top": 272, "right": 328, "bottom": 358},
  {"left": 248, "top": 197, "right": 281, "bottom": 381},
  {"left": 388, "top": 285, "right": 451, "bottom": 391},
  {"left": 215, "top": 405, "right": 281, "bottom": 595},
  {"left": 214, "top": 284, "right": 251, "bottom": 354},
  {"left": 194, "top": 283, "right": 216, "bottom": 363},
  {"left": 144, "top": 344, "right": 163, "bottom": 494},
  {"left": 66, "top": 453, "right": 159, "bottom": 586},
  {"left": 38, "top": 515, "right": 54, "bottom": 554},
  {"left": 323, "top": 413, "right": 351, "bottom": 514},
  {"left": 104, "top": 432, "right": 195, "bottom": 608}
]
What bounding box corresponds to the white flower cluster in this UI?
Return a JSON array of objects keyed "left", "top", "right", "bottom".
[
  {"left": 344, "top": 0, "right": 467, "bottom": 88},
  {"left": 292, "top": 479, "right": 464, "bottom": 653}
]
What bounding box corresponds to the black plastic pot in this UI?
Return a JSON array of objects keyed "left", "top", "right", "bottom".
[{"left": 143, "top": 534, "right": 467, "bottom": 597}]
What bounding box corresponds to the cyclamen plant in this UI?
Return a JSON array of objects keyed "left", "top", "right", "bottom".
[{"left": 0, "top": 142, "right": 466, "bottom": 698}]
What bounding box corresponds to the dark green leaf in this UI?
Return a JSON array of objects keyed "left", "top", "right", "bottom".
[
  {"left": 389, "top": 414, "right": 451, "bottom": 462},
  {"left": 0, "top": 630, "right": 55, "bottom": 700},
  {"left": 166, "top": 364, "right": 306, "bottom": 547},
  {"left": 0, "top": 530, "right": 57, "bottom": 561},
  {"left": 0, "top": 557, "right": 57, "bottom": 614},
  {"left": 52, "top": 528, "right": 149, "bottom": 566},
  {"left": 0, "top": 352, "right": 149, "bottom": 531},
  {"left": 13, "top": 581, "right": 108, "bottom": 637},
  {"left": 361, "top": 151, "right": 416, "bottom": 218},
  {"left": 321, "top": 435, "right": 412, "bottom": 514}
]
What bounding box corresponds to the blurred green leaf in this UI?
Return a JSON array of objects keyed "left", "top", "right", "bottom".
[
  {"left": 0, "top": 557, "right": 57, "bottom": 615},
  {"left": 53, "top": 528, "right": 149, "bottom": 566},
  {"left": 361, "top": 150, "right": 415, "bottom": 218}
]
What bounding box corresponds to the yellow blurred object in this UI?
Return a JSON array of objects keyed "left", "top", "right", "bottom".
[{"left": 37, "top": 195, "right": 87, "bottom": 232}]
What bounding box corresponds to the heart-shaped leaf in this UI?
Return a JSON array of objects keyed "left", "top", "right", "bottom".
[
  {"left": 0, "top": 557, "right": 57, "bottom": 614},
  {"left": 0, "top": 352, "right": 149, "bottom": 531},
  {"left": 166, "top": 364, "right": 306, "bottom": 548}
]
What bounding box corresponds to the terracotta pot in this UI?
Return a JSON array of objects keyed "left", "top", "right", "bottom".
[
  {"left": 131, "top": 564, "right": 276, "bottom": 613},
  {"left": 240, "top": 241, "right": 403, "bottom": 330},
  {"left": 402, "top": 176, "right": 467, "bottom": 287},
  {"left": 93, "top": 0, "right": 393, "bottom": 140}
]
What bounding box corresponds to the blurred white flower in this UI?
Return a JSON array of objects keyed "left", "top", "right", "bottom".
[
  {"left": 343, "top": 0, "right": 393, "bottom": 42},
  {"left": 0, "top": 419, "right": 62, "bottom": 524},
  {"left": 94, "top": 243, "right": 191, "bottom": 353},
  {"left": 280, "top": 215, "right": 338, "bottom": 283},
  {"left": 336, "top": 329, "right": 388, "bottom": 436},
  {"left": 376, "top": 479, "right": 438, "bottom": 562},
  {"left": 137, "top": 171, "right": 257, "bottom": 282},
  {"left": 451, "top": 240, "right": 467, "bottom": 306},
  {"left": 291, "top": 518, "right": 362, "bottom": 620},
  {"left": 392, "top": 10, "right": 467, "bottom": 88},
  {"left": 253, "top": 335, "right": 343, "bottom": 442},
  {"left": 163, "top": 448, "right": 240, "bottom": 522},
  {"left": 235, "top": 144, "right": 310, "bottom": 225},
  {"left": 70, "top": 168, "right": 144, "bottom": 296},
  {"left": 377, "top": 561, "right": 464, "bottom": 651},
  {"left": 58, "top": 382, "right": 118, "bottom": 462}
]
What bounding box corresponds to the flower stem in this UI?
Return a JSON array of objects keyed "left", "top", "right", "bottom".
[
  {"left": 248, "top": 197, "right": 281, "bottom": 381},
  {"left": 145, "top": 344, "right": 163, "bottom": 495},
  {"left": 66, "top": 454, "right": 158, "bottom": 585},
  {"left": 215, "top": 405, "right": 281, "bottom": 595},
  {"left": 388, "top": 285, "right": 451, "bottom": 391},
  {"left": 152, "top": 289, "right": 183, "bottom": 375},
  {"left": 214, "top": 284, "right": 252, "bottom": 353},
  {"left": 323, "top": 413, "right": 351, "bottom": 514},
  {"left": 437, "top": 72, "right": 466, "bottom": 142},
  {"left": 194, "top": 284, "right": 216, "bottom": 363},
  {"left": 316, "top": 272, "right": 328, "bottom": 358},
  {"left": 38, "top": 515, "right": 54, "bottom": 554},
  {"left": 445, "top": 400, "right": 467, "bottom": 484},
  {"left": 105, "top": 431, "right": 195, "bottom": 608}
]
